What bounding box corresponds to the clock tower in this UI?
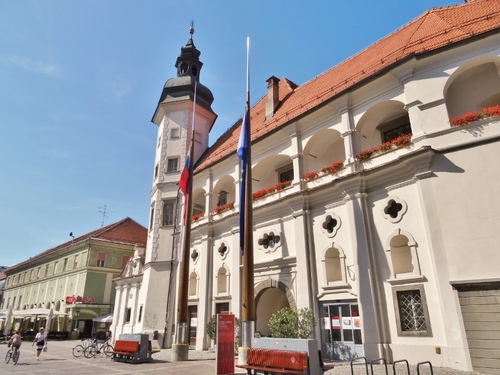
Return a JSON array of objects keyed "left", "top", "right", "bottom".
[{"left": 112, "top": 26, "right": 217, "bottom": 348}]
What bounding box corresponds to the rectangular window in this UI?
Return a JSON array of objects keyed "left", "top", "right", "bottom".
[
  {"left": 170, "top": 127, "right": 180, "bottom": 139},
  {"left": 162, "top": 200, "right": 175, "bottom": 226},
  {"left": 125, "top": 308, "right": 132, "bottom": 323},
  {"left": 149, "top": 206, "right": 155, "bottom": 230},
  {"left": 63, "top": 258, "right": 68, "bottom": 272},
  {"left": 167, "top": 157, "right": 179, "bottom": 172},
  {"left": 393, "top": 285, "right": 432, "bottom": 337},
  {"left": 44, "top": 265, "right": 49, "bottom": 277},
  {"left": 217, "top": 191, "right": 228, "bottom": 206},
  {"left": 138, "top": 305, "right": 143, "bottom": 323},
  {"left": 74, "top": 255, "right": 79, "bottom": 269},
  {"left": 277, "top": 164, "right": 294, "bottom": 183},
  {"left": 383, "top": 123, "right": 412, "bottom": 143},
  {"left": 97, "top": 252, "right": 106, "bottom": 268},
  {"left": 53, "top": 262, "right": 58, "bottom": 275},
  {"left": 154, "top": 164, "right": 159, "bottom": 179}
]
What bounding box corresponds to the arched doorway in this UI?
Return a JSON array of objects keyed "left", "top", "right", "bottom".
[{"left": 255, "top": 280, "right": 295, "bottom": 337}]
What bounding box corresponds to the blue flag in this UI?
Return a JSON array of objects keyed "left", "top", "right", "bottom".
[{"left": 238, "top": 109, "right": 249, "bottom": 254}]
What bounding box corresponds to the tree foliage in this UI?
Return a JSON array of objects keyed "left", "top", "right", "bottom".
[{"left": 268, "top": 307, "right": 316, "bottom": 339}]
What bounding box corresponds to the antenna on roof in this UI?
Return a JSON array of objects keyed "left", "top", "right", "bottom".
[{"left": 98, "top": 205, "right": 114, "bottom": 227}]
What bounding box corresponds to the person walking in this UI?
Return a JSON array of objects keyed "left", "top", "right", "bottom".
[{"left": 32, "top": 327, "right": 48, "bottom": 360}]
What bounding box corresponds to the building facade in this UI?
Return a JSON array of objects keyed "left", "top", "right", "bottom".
[
  {"left": 1, "top": 217, "right": 147, "bottom": 339},
  {"left": 114, "top": 1, "right": 500, "bottom": 373}
]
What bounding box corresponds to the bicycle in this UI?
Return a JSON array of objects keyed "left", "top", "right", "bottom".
[
  {"left": 72, "top": 337, "right": 95, "bottom": 358},
  {"left": 83, "top": 338, "right": 114, "bottom": 358},
  {"left": 4, "top": 345, "right": 20, "bottom": 365}
]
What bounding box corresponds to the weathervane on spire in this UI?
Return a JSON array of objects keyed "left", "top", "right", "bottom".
[{"left": 189, "top": 20, "right": 195, "bottom": 38}]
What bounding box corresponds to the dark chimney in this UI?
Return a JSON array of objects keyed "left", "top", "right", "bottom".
[{"left": 265, "top": 76, "right": 280, "bottom": 120}]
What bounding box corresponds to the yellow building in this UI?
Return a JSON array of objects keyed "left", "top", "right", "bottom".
[{"left": 1, "top": 217, "right": 146, "bottom": 339}]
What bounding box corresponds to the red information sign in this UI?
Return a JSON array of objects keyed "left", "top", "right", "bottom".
[{"left": 216, "top": 313, "right": 235, "bottom": 375}]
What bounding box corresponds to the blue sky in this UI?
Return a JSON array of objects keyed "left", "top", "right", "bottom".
[{"left": 0, "top": 0, "right": 456, "bottom": 266}]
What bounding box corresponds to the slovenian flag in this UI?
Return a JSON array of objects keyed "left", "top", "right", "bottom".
[{"left": 179, "top": 152, "right": 190, "bottom": 196}]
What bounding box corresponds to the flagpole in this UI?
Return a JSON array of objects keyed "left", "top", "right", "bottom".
[
  {"left": 172, "top": 81, "right": 197, "bottom": 362},
  {"left": 240, "top": 36, "right": 255, "bottom": 352}
]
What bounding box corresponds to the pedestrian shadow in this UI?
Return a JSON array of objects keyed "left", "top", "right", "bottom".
[{"left": 43, "top": 358, "right": 67, "bottom": 361}]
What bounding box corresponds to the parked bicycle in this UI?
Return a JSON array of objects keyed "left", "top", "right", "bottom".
[
  {"left": 5, "top": 345, "right": 20, "bottom": 365},
  {"left": 84, "top": 338, "right": 114, "bottom": 358},
  {"left": 72, "top": 337, "right": 96, "bottom": 358}
]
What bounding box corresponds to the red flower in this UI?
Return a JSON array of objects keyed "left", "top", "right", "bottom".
[
  {"left": 449, "top": 104, "right": 500, "bottom": 127},
  {"left": 213, "top": 201, "right": 235, "bottom": 215}
]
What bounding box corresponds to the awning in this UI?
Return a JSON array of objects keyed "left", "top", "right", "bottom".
[{"left": 92, "top": 313, "right": 113, "bottom": 323}]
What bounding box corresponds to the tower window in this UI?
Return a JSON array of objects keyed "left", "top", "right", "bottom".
[
  {"left": 170, "top": 127, "right": 180, "bottom": 139},
  {"left": 162, "top": 200, "right": 175, "bottom": 226},
  {"left": 167, "top": 158, "right": 179, "bottom": 173},
  {"left": 180, "top": 62, "right": 189, "bottom": 75}
]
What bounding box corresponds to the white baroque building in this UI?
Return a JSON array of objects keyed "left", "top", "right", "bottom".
[{"left": 111, "top": 1, "right": 500, "bottom": 373}]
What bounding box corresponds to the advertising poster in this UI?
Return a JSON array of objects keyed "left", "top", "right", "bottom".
[
  {"left": 342, "top": 318, "right": 352, "bottom": 329},
  {"left": 216, "top": 313, "right": 235, "bottom": 375},
  {"left": 353, "top": 317, "right": 361, "bottom": 329},
  {"left": 331, "top": 316, "right": 341, "bottom": 330}
]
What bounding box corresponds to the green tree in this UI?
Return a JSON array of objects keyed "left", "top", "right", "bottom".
[{"left": 268, "top": 307, "right": 316, "bottom": 339}]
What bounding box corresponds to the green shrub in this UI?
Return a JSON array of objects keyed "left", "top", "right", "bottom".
[{"left": 268, "top": 307, "right": 316, "bottom": 339}]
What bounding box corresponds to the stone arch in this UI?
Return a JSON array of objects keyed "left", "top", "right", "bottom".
[
  {"left": 255, "top": 279, "right": 296, "bottom": 309},
  {"left": 303, "top": 128, "right": 344, "bottom": 175},
  {"left": 444, "top": 57, "right": 500, "bottom": 118},
  {"left": 254, "top": 279, "right": 296, "bottom": 337}
]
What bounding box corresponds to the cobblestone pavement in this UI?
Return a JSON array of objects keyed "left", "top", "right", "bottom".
[{"left": 0, "top": 340, "right": 487, "bottom": 375}]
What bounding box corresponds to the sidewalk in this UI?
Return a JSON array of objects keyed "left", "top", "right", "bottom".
[{"left": 0, "top": 339, "right": 484, "bottom": 375}]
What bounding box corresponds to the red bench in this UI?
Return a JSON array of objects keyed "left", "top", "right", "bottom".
[
  {"left": 106, "top": 340, "right": 139, "bottom": 357},
  {"left": 106, "top": 339, "right": 160, "bottom": 363},
  {"left": 236, "top": 347, "right": 308, "bottom": 375}
]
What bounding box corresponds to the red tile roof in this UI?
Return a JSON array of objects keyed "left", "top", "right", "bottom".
[
  {"left": 6, "top": 217, "right": 147, "bottom": 272},
  {"left": 196, "top": 0, "right": 500, "bottom": 172}
]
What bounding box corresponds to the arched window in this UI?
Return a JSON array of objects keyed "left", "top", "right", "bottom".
[
  {"left": 217, "top": 267, "right": 228, "bottom": 295},
  {"left": 385, "top": 229, "right": 423, "bottom": 283},
  {"left": 321, "top": 244, "right": 350, "bottom": 291},
  {"left": 325, "top": 248, "right": 342, "bottom": 283},
  {"left": 390, "top": 235, "right": 413, "bottom": 276},
  {"left": 189, "top": 271, "right": 198, "bottom": 297}
]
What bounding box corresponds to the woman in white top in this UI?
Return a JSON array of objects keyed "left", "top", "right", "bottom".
[{"left": 32, "top": 327, "right": 48, "bottom": 360}]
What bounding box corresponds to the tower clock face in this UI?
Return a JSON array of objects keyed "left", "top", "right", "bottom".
[{"left": 191, "top": 65, "right": 198, "bottom": 77}]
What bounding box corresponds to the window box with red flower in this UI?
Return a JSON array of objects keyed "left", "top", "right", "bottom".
[
  {"left": 252, "top": 180, "right": 292, "bottom": 201},
  {"left": 449, "top": 104, "right": 500, "bottom": 127},
  {"left": 303, "top": 160, "right": 345, "bottom": 181},
  {"left": 213, "top": 201, "right": 235, "bottom": 215},
  {"left": 355, "top": 134, "right": 412, "bottom": 162}
]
